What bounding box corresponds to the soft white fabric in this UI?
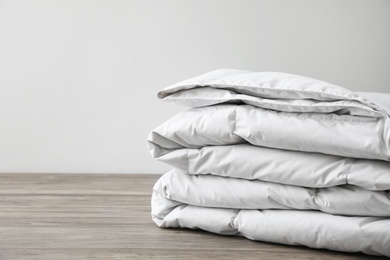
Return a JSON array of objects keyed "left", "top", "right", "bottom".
[
  {"left": 358, "top": 92, "right": 390, "bottom": 114},
  {"left": 149, "top": 70, "right": 390, "bottom": 257},
  {"left": 154, "top": 170, "right": 390, "bottom": 217},
  {"left": 150, "top": 143, "right": 390, "bottom": 191},
  {"left": 152, "top": 172, "right": 390, "bottom": 256},
  {"left": 158, "top": 69, "right": 387, "bottom": 117},
  {"left": 148, "top": 104, "right": 390, "bottom": 161}
]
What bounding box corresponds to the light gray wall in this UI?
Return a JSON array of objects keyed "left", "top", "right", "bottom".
[{"left": 0, "top": 0, "right": 389, "bottom": 173}]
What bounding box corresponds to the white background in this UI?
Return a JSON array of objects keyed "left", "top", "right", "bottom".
[{"left": 0, "top": 0, "right": 389, "bottom": 173}]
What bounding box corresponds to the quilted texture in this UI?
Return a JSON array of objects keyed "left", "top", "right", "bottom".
[{"left": 148, "top": 70, "right": 390, "bottom": 257}]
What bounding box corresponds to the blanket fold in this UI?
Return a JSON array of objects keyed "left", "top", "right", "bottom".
[{"left": 148, "top": 70, "right": 390, "bottom": 257}]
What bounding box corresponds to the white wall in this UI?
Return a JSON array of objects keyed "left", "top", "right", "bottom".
[{"left": 0, "top": 0, "right": 389, "bottom": 173}]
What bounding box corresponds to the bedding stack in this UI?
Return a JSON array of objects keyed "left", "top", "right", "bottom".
[{"left": 147, "top": 69, "right": 390, "bottom": 257}]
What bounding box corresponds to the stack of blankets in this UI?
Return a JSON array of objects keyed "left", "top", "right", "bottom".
[{"left": 147, "top": 69, "right": 390, "bottom": 257}]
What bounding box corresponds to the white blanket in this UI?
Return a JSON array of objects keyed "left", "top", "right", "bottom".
[{"left": 148, "top": 70, "right": 390, "bottom": 257}]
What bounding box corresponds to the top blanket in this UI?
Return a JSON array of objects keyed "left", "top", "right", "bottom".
[
  {"left": 158, "top": 69, "right": 388, "bottom": 116},
  {"left": 152, "top": 69, "right": 390, "bottom": 161}
]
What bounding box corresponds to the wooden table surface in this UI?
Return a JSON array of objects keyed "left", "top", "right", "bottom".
[{"left": 0, "top": 173, "right": 386, "bottom": 260}]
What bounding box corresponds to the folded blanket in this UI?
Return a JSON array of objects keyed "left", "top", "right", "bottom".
[{"left": 148, "top": 69, "right": 390, "bottom": 257}]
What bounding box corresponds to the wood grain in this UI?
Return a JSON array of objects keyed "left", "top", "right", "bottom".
[{"left": 0, "top": 173, "right": 385, "bottom": 259}]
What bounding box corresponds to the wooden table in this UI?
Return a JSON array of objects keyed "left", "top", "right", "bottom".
[{"left": 0, "top": 173, "right": 385, "bottom": 259}]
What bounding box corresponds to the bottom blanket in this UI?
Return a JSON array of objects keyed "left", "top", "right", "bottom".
[{"left": 151, "top": 170, "right": 390, "bottom": 257}]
